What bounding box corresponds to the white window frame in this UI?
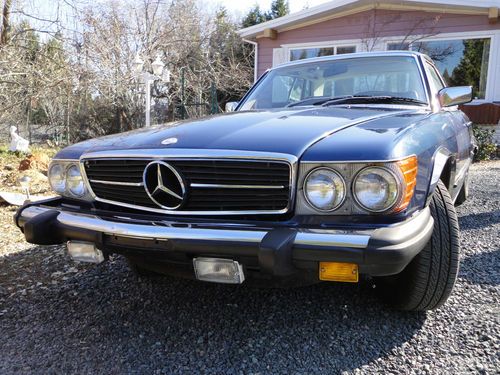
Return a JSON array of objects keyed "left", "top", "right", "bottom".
[
  {"left": 277, "top": 30, "right": 500, "bottom": 103},
  {"left": 383, "top": 30, "right": 500, "bottom": 103},
  {"left": 283, "top": 40, "right": 363, "bottom": 63}
]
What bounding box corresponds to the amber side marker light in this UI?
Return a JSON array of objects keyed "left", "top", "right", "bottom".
[
  {"left": 319, "top": 262, "right": 359, "bottom": 283},
  {"left": 395, "top": 155, "right": 418, "bottom": 212}
]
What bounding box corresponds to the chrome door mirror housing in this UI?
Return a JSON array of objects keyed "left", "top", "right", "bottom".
[
  {"left": 438, "top": 86, "right": 473, "bottom": 107},
  {"left": 225, "top": 102, "right": 239, "bottom": 112}
]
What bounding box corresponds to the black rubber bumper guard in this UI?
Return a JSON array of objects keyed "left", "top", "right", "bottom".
[{"left": 15, "top": 199, "right": 434, "bottom": 277}]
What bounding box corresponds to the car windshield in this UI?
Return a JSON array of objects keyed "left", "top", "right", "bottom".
[{"left": 239, "top": 56, "right": 428, "bottom": 110}]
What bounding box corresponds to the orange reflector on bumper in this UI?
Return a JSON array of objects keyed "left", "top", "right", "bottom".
[{"left": 319, "top": 262, "right": 359, "bottom": 282}]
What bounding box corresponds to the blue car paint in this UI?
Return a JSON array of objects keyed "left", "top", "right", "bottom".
[
  {"left": 53, "top": 53, "right": 473, "bottom": 224},
  {"left": 55, "top": 107, "right": 423, "bottom": 159}
]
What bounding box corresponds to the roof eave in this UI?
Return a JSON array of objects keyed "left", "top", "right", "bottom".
[{"left": 237, "top": 0, "right": 498, "bottom": 39}]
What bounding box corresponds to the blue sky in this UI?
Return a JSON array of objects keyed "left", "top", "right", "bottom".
[
  {"left": 211, "top": 0, "right": 330, "bottom": 17},
  {"left": 28, "top": 0, "right": 331, "bottom": 22},
  {"left": 19, "top": 0, "right": 331, "bottom": 41}
]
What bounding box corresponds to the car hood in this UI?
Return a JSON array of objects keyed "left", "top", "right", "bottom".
[{"left": 56, "top": 106, "right": 427, "bottom": 159}]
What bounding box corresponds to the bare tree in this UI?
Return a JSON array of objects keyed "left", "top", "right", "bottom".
[
  {"left": 0, "top": 0, "right": 253, "bottom": 143},
  {"left": 1, "top": 0, "right": 12, "bottom": 45},
  {"left": 362, "top": 9, "right": 442, "bottom": 53}
]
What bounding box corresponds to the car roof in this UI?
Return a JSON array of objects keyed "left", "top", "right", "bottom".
[{"left": 273, "top": 51, "right": 429, "bottom": 70}]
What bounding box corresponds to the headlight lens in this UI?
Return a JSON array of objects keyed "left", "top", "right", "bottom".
[
  {"left": 353, "top": 167, "right": 400, "bottom": 212},
  {"left": 66, "top": 165, "right": 86, "bottom": 197},
  {"left": 304, "top": 168, "right": 346, "bottom": 211},
  {"left": 48, "top": 163, "right": 66, "bottom": 193}
]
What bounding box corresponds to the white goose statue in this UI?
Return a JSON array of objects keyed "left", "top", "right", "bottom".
[{"left": 9, "top": 126, "right": 30, "bottom": 153}]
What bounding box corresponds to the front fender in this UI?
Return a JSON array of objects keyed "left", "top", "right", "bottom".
[{"left": 426, "top": 147, "right": 456, "bottom": 205}]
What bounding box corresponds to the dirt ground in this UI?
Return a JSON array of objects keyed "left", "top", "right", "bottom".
[
  {"left": 0, "top": 145, "right": 58, "bottom": 257},
  {"left": 0, "top": 145, "right": 57, "bottom": 196}
]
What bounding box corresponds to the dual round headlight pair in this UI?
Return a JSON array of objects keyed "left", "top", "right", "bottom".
[
  {"left": 48, "top": 163, "right": 87, "bottom": 197},
  {"left": 303, "top": 167, "right": 401, "bottom": 213}
]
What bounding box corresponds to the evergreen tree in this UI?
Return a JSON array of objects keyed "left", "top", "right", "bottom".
[
  {"left": 242, "top": 1, "right": 290, "bottom": 28},
  {"left": 270, "top": 0, "right": 290, "bottom": 19},
  {"left": 242, "top": 5, "right": 268, "bottom": 28},
  {"left": 449, "top": 39, "right": 489, "bottom": 98}
]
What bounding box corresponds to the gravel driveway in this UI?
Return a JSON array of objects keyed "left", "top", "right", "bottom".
[{"left": 1, "top": 161, "right": 498, "bottom": 374}]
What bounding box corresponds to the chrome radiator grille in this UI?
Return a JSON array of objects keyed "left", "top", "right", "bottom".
[{"left": 83, "top": 158, "right": 292, "bottom": 214}]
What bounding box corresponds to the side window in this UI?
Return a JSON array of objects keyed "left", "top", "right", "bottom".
[{"left": 426, "top": 62, "right": 445, "bottom": 92}]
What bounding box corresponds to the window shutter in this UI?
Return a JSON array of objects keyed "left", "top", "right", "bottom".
[{"left": 272, "top": 48, "right": 286, "bottom": 67}]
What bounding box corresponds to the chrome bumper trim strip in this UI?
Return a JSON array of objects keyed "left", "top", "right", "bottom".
[
  {"left": 294, "top": 232, "right": 369, "bottom": 249},
  {"left": 18, "top": 206, "right": 371, "bottom": 249}
]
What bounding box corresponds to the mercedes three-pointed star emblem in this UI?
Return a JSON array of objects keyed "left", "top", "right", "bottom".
[{"left": 143, "top": 161, "right": 186, "bottom": 210}]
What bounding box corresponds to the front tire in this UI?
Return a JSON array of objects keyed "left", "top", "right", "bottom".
[{"left": 376, "top": 180, "right": 460, "bottom": 311}]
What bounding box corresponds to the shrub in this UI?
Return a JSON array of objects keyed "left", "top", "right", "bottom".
[{"left": 473, "top": 125, "right": 497, "bottom": 161}]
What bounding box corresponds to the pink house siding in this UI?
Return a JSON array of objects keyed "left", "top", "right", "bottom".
[{"left": 256, "top": 10, "right": 500, "bottom": 77}]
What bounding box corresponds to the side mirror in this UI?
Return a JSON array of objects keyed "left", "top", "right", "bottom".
[
  {"left": 225, "top": 101, "right": 239, "bottom": 112},
  {"left": 438, "top": 86, "right": 473, "bottom": 107}
]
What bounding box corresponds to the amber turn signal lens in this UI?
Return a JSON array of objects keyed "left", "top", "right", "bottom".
[
  {"left": 319, "top": 262, "right": 359, "bottom": 282},
  {"left": 395, "top": 155, "right": 418, "bottom": 212}
]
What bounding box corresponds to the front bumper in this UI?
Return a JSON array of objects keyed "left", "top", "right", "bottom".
[{"left": 15, "top": 200, "right": 434, "bottom": 279}]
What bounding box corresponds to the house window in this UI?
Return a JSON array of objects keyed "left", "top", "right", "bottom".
[
  {"left": 290, "top": 47, "right": 334, "bottom": 61},
  {"left": 387, "top": 42, "right": 410, "bottom": 51},
  {"left": 290, "top": 45, "right": 357, "bottom": 61},
  {"left": 337, "top": 46, "right": 356, "bottom": 54},
  {"left": 386, "top": 38, "right": 491, "bottom": 99}
]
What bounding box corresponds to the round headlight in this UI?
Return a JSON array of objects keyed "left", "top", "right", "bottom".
[
  {"left": 353, "top": 167, "right": 400, "bottom": 212},
  {"left": 48, "top": 163, "right": 66, "bottom": 194},
  {"left": 66, "top": 165, "right": 86, "bottom": 197},
  {"left": 304, "top": 168, "right": 346, "bottom": 211}
]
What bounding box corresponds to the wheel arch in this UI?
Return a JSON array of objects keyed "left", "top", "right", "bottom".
[{"left": 426, "top": 147, "right": 456, "bottom": 205}]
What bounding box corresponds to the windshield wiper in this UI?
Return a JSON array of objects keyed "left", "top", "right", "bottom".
[
  {"left": 322, "top": 95, "right": 427, "bottom": 107},
  {"left": 286, "top": 95, "right": 427, "bottom": 108},
  {"left": 285, "top": 95, "right": 353, "bottom": 108}
]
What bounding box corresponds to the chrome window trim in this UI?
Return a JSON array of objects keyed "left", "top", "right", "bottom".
[
  {"left": 79, "top": 149, "right": 297, "bottom": 216},
  {"left": 238, "top": 53, "right": 432, "bottom": 112},
  {"left": 414, "top": 54, "right": 433, "bottom": 111}
]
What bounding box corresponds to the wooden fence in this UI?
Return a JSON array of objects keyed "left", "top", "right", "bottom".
[{"left": 460, "top": 103, "right": 500, "bottom": 125}]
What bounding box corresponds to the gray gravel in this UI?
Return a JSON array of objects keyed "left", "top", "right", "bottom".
[{"left": 0, "top": 161, "right": 499, "bottom": 374}]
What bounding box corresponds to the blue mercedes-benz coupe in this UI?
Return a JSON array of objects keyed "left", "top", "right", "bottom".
[{"left": 15, "top": 52, "right": 475, "bottom": 311}]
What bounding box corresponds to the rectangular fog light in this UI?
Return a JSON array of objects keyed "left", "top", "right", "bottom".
[
  {"left": 67, "top": 241, "right": 105, "bottom": 264},
  {"left": 319, "top": 262, "right": 359, "bottom": 283},
  {"left": 193, "top": 257, "right": 245, "bottom": 284}
]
